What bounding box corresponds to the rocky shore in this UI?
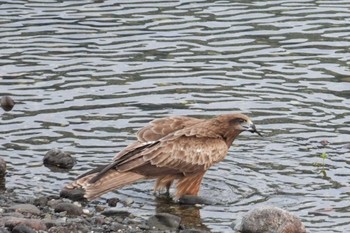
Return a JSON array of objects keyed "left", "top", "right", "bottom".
[{"left": 0, "top": 188, "right": 203, "bottom": 233}]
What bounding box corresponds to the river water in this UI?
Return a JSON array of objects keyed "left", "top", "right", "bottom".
[{"left": 1, "top": 0, "right": 350, "bottom": 232}]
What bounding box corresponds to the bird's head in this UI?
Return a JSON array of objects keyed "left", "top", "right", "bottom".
[{"left": 225, "top": 113, "right": 262, "bottom": 136}]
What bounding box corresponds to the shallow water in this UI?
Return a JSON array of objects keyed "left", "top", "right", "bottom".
[{"left": 1, "top": 0, "right": 350, "bottom": 232}]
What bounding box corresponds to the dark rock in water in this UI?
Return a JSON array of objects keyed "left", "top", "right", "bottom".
[
  {"left": 43, "top": 149, "right": 76, "bottom": 169},
  {"left": 12, "top": 224, "right": 36, "bottom": 233},
  {"left": 0, "top": 158, "right": 6, "bottom": 177},
  {"left": 101, "top": 209, "right": 131, "bottom": 218},
  {"left": 178, "top": 195, "right": 213, "bottom": 205},
  {"left": 1, "top": 96, "right": 15, "bottom": 112},
  {"left": 180, "top": 229, "right": 208, "bottom": 233},
  {"left": 106, "top": 197, "right": 119, "bottom": 207},
  {"left": 54, "top": 202, "right": 83, "bottom": 216},
  {"left": 147, "top": 213, "right": 181, "bottom": 231},
  {"left": 0, "top": 217, "right": 47, "bottom": 231},
  {"left": 234, "top": 206, "right": 306, "bottom": 233},
  {"left": 59, "top": 187, "right": 86, "bottom": 201}
]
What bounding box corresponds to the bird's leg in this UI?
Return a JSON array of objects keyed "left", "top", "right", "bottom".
[{"left": 153, "top": 176, "right": 174, "bottom": 196}]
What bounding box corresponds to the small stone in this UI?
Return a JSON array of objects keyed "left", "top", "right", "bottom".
[
  {"left": 43, "top": 149, "right": 76, "bottom": 169},
  {"left": 0, "top": 227, "right": 10, "bottom": 233},
  {"left": 147, "top": 213, "right": 181, "bottom": 231},
  {"left": 178, "top": 195, "right": 213, "bottom": 205},
  {"left": 95, "top": 205, "right": 106, "bottom": 212},
  {"left": 12, "top": 224, "right": 36, "bottom": 233},
  {"left": 0, "top": 217, "right": 47, "bottom": 231},
  {"left": 33, "top": 196, "right": 48, "bottom": 207},
  {"left": 1, "top": 96, "right": 15, "bottom": 112},
  {"left": 121, "top": 197, "right": 134, "bottom": 206},
  {"left": 9, "top": 204, "right": 41, "bottom": 215},
  {"left": 107, "top": 197, "right": 119, "bottom": 207},
  {"left": 82, "top": 209, "right": 91, "bottom": 215},
  {"left": 320, "top": 140, "right": 329, "bottom": 146},
  {"left": 234, "top": 206, "right": 306, "bottom": 233},
  {"left": 54, "top": 202, "right": 83, "bottom": 216},
  {"left": 101, "top": 209, "right": 131, "bottom": 218},
  {"left": 59, "top": 187, "right": 86, "bottom": 201}
]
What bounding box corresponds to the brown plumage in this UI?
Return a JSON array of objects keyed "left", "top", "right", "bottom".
[{"left": 62, "top": 113, "right": 261, "bottom": 201}]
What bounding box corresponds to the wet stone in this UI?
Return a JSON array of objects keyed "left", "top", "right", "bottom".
[
  {"left": 33, "top": 196, "right": 49, "bottom": 207},
  {"left": 0, "top": 96, "right": 15, "bottom": 112},
  {"left": 0, "top": 158, "right": 6, "bottom": 177},
  {"left": 47, "top": 223, "right": 90, "bottom": 233},
  {"left": 12, "top": 224, "right": 36, "bottom": 233},
  {"left": 101, "top": 209, "right": 131, "bottom": 218},
  {"left": 54, "top": 202, "right": 83, "bottom": 216},
  {"left": 9, "top": 204, "right": 41, "bottom": 216},
  {"left": 43, "top": 149, "right": 76, "bottom": 169},
  {"left": 106, "top": 197, "right": 119, "bottom": 207},
  {"left": 178, "top": 195, "right": 214, "bottom": 205},
  {"left": 0, "top": 227, "right": 10, "bottom": 233},
  {"left": 0, "top": 217, "right": 47, "bottom": 231},
  {"left": 147, "top": 213, "right": 181, "bottom": 231},
  {"left": 59, "top": 187, "right": 86, "bottom": 202},
  {"left": 234, "top": 206, "right": 306, "bottom": 233}
]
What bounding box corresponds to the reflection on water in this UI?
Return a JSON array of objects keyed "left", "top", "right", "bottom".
[{"left": 1, "top": 0, "right": 350, "bottom": 232}]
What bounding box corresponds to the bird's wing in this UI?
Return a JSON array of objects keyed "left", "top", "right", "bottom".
[
  {"left": 138, "top": 134, "right": 229, "bottom": 174},
  {"left": 89, "top": 122, "right": 229, "bottom": 183},
  {"left": 113, "top": 116, "right": 204, "bottom": 161},
  {"left": 136, "top": 116, "right": 204, "bottom": 142}
]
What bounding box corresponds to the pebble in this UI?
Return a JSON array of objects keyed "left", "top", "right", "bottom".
[
  {"left": 121, "top": 197, "right": 134, "bottom": 206},
  {"left": 8, "top": 204, "right": 41, "bottom": 216},
  {"left": 0, "top": 227, "right": 10, "bottom": 233},
  {"left": 54, "top": 202, "right": 83, "bottom": 216},
  {"left": 0, "top": 96, "right": 15, "bottom": 112},
  {"left": 147, "top": 212, "right": 181, "bottom": 231},
  {"left": 107, "top": 197, "right": 119, "bottom": 207},
  {"left": 12, "top": 224, "right": 36, "bottom": 233},
  {"left": 0, "top": 217, "right": 47, "bottom": 231},
  {"left": 43, "top": 148, "right": 76, "bottom": 169},
  {"left": 178, "top": 195, "right": 213, "bottom": 205},
  {"left": 101, "top": 209, "right": 131, "bottom": 218}
]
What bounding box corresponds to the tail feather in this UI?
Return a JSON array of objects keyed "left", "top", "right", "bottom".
[{"left": 63, "top": 170, "right": 145, "bottom": 200}]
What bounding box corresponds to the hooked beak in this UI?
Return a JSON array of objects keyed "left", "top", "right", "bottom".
[{"left": 242, "top": 121, "right": 262, "bottom": 136}]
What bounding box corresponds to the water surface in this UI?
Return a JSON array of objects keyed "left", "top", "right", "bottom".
[{"left": 1, "top": 0, "right": 350, "bottom": 232}]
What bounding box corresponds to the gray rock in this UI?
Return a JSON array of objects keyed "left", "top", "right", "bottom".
[
  {"left": 101, "top": 209, "right": 131, "bottom": 218},
  {"left": 8, "top": 204, "right": 41, "bottom": 215},
  {"left": 1, "top": 96, "right": 15, "bottom": 112},
  {"left": 234, "top": 206, "right": 306, "bottom": 233},
  {"left": 47, "top": 223, "right": 90, "bottom": 233},
  {"left": 43, "top": 149, "right": 76, "bottom": 169},
  {"left": 147, "top": 213, "right": 181, "bottom": 231},
  {"left": 12, "top": 224, "right": 36, "bottom": 233},
  {"left": 54, "top": 203, "right": 83, "bottom": 216},
  {"left": 59, "top": 187, "right": 86, "bottom": 201},
  {"left": 178, "top": 195, "right": 213, "bottom": 205},
  {"left": 0, "top": 217, "right": 47, "bottom": 231},
  {"left": 0, "top": 158, "right": 6, "bottom": 177},
  {"left": 0, "top": 227, "right": 10, "bottom": 233}
]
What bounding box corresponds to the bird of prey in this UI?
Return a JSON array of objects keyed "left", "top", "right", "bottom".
[{"left": 61, "top": 113, "right": 261, "bottom": 201}]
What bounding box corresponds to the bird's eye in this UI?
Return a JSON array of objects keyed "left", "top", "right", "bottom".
[{"left": 238, "top": 118, "right": 246, "bottom": 123}]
